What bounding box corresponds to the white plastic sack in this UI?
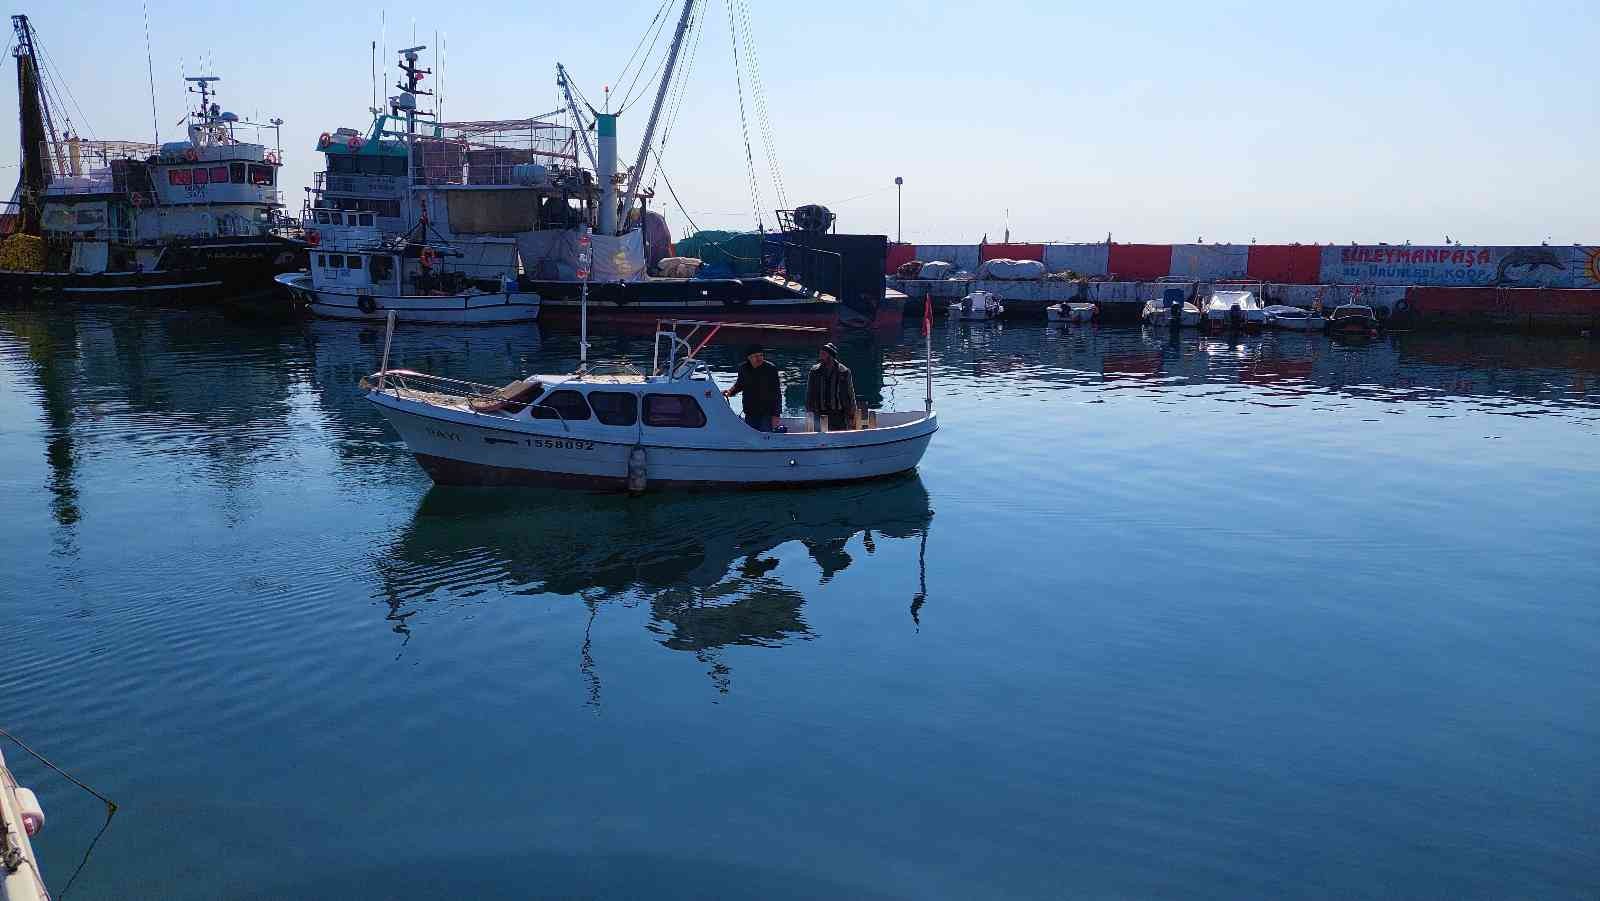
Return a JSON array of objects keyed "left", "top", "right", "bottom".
[
  {"left": 657, "top": 256, "right": 704, "bottom": 278},
  {"left": 919, "top": 260, "right": 954, "bottom": 279},
  {"left": 977, "top": 258, "right": 1045, "bottom": 280}
]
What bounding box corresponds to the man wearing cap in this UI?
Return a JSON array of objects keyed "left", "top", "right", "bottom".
[
  {"left": 723, "top": 344, "right": 782, "bottom": 432},
  {"left": 806, "top": 343, "right": 858, "bottom": 431}
]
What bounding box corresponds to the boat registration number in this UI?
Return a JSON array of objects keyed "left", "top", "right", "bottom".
[{"left": 532, "top": 438, "right": 595, "bottom": 451}]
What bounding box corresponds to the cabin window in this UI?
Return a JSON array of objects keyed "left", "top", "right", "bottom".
[
  {"left": 192, "top": 168, "right": 209, "bottom": 186},
  {"left": 230, "top": 163, "right": 246, "bottom": 183},
  {"left": 379, "top": 154, "right": 407, "bottom": 176},
  {"left": 358, "top": 213, "right": 374, "bottom": 227},
  {"left": 327, "top": 254, "right": 344, "bottom": 268},
  {"left": 314, "top": 211, "right": 331, "bottom": 225},
  {"left": 75, "top": 208, "right": 106, "bottom": 226},
  {"left": 168, "top": 168, "right": 192, "bottom": 186},
  {"left": 643, "top": 394, "right": 706, "bottom": 428},
  {"left": 588, "top": 391, "right": 638, "bottom": 427},
  {"left": 315, "top": 254, "right": 326, "bottom": 268},
  {"left": 248, "top": 164, "right": 275, "bottom": 186},
  {"left": 210, "top": 166, "right": 229, "bottom": 184},
  {"left": 346, "top": 255, "right": 362, "bottom": 270},
  {"left": 369, "top": 255, "right": 393, "bottom": 283},
  {"left": 329, "top": 155, "right": 358, "bottom": 174},
  {"left": 529, "top": 389, "right": 592, "bottom": 421}
]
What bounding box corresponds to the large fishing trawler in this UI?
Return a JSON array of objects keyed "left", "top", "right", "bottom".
[
  {"left": 279, "top": 2, "right": 896, "bottom": 330},
  {"left": 0, "top": 15, "right": 304, "bottom": 305}
]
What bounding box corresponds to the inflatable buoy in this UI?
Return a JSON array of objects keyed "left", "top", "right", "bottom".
[
  {"left": 184, "top": 147, "right": 198, "bottom": 162},
  {"left": 305, "top": 229, "right": 320, "bottom": 247},
  {"left": 346, "top": 136, "right": 363, "bottom": 151},
  {"left": 357, "top": 295, "right": 377, "bottom": 315},
  {"left": 318, "top": 132, "right": 332, "bottom": 149},
  {"left": 419, "top": 246, "right": 438, "bottom": 269},
  {"left": 264, "top": 151, "right": 279, "bottom": 165}
]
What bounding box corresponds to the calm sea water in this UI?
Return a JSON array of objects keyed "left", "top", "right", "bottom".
[{"left": 1, "top": 307, "right": 1597, "bottom": 899}]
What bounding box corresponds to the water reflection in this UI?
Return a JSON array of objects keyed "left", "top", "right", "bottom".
[
  {"left": 2, "top": 310, "right": 83, "bottom": 551},
  {"left": 377, "top": 475, "right": 934, "bottom": 696}
]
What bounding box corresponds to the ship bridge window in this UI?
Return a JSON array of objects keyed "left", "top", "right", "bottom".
[
  {"left": 346, "top": 255, "right": 362, "bottom": 270},
  {"left": 588, "top": 391, "right": 638, "bottom": 427},
  {"left": 530, "top": 389, "right": 592, "bottom": 422},
  {"left": 210, "top": 166, "right": 229, "bottom": 184},
  {"left": 370, "top": 255, "right": 394, "bottom": 283},
  {"left": 314, "top": 211, "right": 331, "bottom": 225},
  {"left": 358, "top": 213, "right": 374, "bottom": 227},
  {"left": 168, "top": 168, "right": 192, "bottom": 186},
  {"left": 328, "top": 155, "right": 358, "bottom": 175},
  {"left": 315, "top": 253, "right": 326, "bottom": 267},
  {"left": 248, "top": 164, "right": 275, "bottom": 186},
  {"left": 643, "top": 394, "right": 707, "bottom": 428},
  {"left": 193, "top": 168, "right": 209, "bottom": 186},
  {"left": 326, "top": 254, "right": 344, "bottom": 268},
  {"left": 230, "top": 163, "right": 246, "bottom": 183}
]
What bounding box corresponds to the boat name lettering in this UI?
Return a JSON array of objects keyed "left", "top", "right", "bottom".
[
  {"left": 424, "top": 427, "right": 462, "bottom": 442},
  {"left": 531, "top": 438, "right": 595, "bottom": 451}
]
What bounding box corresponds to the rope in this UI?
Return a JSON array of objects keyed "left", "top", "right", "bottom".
[
  {"left": 650, "top": 0, "right": 706, "bottom": 188},
  {"left": 723, "top": 0, "right": 764, "bottom": 230},
  {"left": 142, "top": 0, "right": 160, "bottom": 145},
  {"left": 733, "top": 0, "right": 785, "bottom": 208},
  {"left": 612, "top": 0, "right": 674, "bottom": 110},
  {"left": 0, "top": 726, "right": 118, "bottom": 900}
]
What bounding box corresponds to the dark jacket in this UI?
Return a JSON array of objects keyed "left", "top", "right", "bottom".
[
  {"left": 806, "top": 359, "right": 856, "bottom": 415},
  {"left": 728, "top": 359, "right": 781, "bottom": 418}
]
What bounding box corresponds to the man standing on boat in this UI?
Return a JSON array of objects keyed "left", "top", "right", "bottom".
[
  {"left": 724, "top": 344, "right": 783, "bottom": 432},
  {"left": 806, "top": 343, "right": 858, "bottom": 431}
]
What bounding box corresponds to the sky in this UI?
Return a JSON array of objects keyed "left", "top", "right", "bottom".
[{"left": 5, "top": 0, "right": 1595, "bottom": 246}]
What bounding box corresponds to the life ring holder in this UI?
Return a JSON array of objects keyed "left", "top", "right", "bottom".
[
  {"left": 357, "top": 295, "right": 378, "bottom": 315},
  {"left": 346, "top": 136, "right": 364, "bottom": 151},
  {"left": 264, "top": 151, "right": 280, "bottom": 166},
  {"left": 305, "top": 229, "right": 321, "bottom": 247},
  {"left": 419, "top": 246, "right": 439, "bottom": 269},
  {"left": 317, "top": 132, "right": 332, "bottom": 150}
]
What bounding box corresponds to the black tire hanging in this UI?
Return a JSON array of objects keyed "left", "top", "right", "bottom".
[{"left": 357, "top": 295, "right": 377, "bottom": 315}]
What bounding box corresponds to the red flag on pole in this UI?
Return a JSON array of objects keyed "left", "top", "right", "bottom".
[{"left": 923, "top": 292, "right": 932, "bottom": 337}]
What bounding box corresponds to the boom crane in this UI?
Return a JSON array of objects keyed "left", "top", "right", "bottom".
[{"left": 556, "top": 63, "right": 598, "bottom": 172}]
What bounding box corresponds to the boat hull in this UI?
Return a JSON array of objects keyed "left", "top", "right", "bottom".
[
  {"left": 369, "top": 393, "right": 936, "bottom": 492},
  {"left": 277, "top": 274, "right": 539, "bottom": 325},
  {"left": 1267, "top": 316, "right": 1326, "bottom": 331}
]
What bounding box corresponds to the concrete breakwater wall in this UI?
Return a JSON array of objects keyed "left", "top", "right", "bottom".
[{"left": 888, "top": 241, "right": 1600, "bottom": 290}]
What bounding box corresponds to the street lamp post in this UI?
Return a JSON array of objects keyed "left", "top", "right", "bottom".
[{"left": 894, "top": 176, "right": 903, "bottom": 243}]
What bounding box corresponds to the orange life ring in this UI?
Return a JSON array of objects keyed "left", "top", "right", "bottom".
[
  {"left": 130, "top": 192, "right": 144, "bottom": 208},
  {"left": 419, "top": 246, "right": 438, "bottom": 268},
  {"left": 346, "top": 136, "right": 363, "bottom": 151},
  {"left": 183, "top": 147, "right": 198, "bottom": 162},
  {"left": 318, "top": 132, "right": 332, "bottom": 149},
  {"left": 306, "top": 229, "right": 321, "bottom": 247},
  {"left": 264, "top": 151, "right": 279, "bottom": 165}
]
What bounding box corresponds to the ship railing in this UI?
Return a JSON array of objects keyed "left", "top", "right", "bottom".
[
  {"left": 44, "top": 226, "right": 138, "bottom": 242},
  {"left": 367, "top": 369, "right": 550, "bottom": 419}
]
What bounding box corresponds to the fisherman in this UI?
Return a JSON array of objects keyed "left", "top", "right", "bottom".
[
  {"left": 723, "top": 343, "right": 782, "bottom": 432},
  {"left": 806, "top": 342, "right": 858, "bottom": 431}
]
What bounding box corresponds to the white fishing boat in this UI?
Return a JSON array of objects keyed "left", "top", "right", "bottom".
[
  {"left": 1203, "top": 289, "right": 1265, "bottom": 328},
  {"left": 1045, "top": 302, "right": 1097, "bottom": 323},
  {"left": 949, "top": 290, "right": 1003, "bottom": 321},
  {"left": 362, "top": 314, "right": 939, "bottom": 492},
  {"left": 275, "top": 234, "right": 540, "bottom": 325},
  {"left": 1262, "top": 304, "right": 1325, "bottom": 331},
  {"left": 1, "top": 746, "right": 48, "bottom": 901},
  {"left": 1143, "top": 288, "right": 1201, "bottom": 327}
]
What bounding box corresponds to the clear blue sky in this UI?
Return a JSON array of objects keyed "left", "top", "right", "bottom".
[{"left": 6, "top": 0, "right": 1595, "bottom": 245}]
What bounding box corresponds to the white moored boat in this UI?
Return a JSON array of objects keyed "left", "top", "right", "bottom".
[
  {"left": 363, "top": 318, "right": 939, "bottom": 491},
  {"left": 1045, "top": 302, "right": 1097, "bottom": 323},
  {"left": 1262, "top": 304, "right": 1326, "bottom": 331},
  {"left": 949, "top": 290, "right": 1003, "bottom": 321},
  {"left": 1, "top": 746, "right": 48, "bottom": 901},
  {"left": 1203, "top": 289, "right": 1265, "bottom": 329}
]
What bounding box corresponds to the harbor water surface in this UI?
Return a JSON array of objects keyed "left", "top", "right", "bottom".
[{"left": 2, "top": 308, "right": 1597, "bottom": 899}]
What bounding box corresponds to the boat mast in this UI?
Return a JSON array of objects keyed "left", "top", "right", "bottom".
[
  {"left": 10, "top": 14, "right": 53, "bottom": 235},
  {"left": 616, "top": 0, "right": 696, "bottom": 233},
  {"left": 555, "top": 63, "right": 598, "bottom": 172}
]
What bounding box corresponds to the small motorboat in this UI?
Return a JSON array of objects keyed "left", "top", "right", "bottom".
[
  {"left": 949, "top": 290, "right": 1003, "bottom": 321},
  {"left": 1046, "top": 302, "right": 1098, "bottom": 323},
  {"left": 1262, "top": 305, "right": 1326, "bottom": 331},
  {"left": 1325, "top": 303, "right": 1380, "bottom": 336},
  {"left": 362, "top": 317, "right": 939, "bottom": 492},
  {"left": 1203, "top": 290, "right": 1266, "bottom": 329},
  {"left": 1143, "top": 289, "right": 1200, "bottom": 327}
]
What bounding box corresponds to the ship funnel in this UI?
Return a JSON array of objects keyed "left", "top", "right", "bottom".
[{"left": 596, "top": 112, "right": 618, "bottom": 235}]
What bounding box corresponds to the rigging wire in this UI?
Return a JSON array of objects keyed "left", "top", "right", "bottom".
[
  {"left": 142, "top": 0, "right": 160, "bottom": 145},
  {"left": 733, "top": 0, "right": 785, "bottom": 208},
  {"left": 650, "top": 0, "right": 706, "bottom": 183},
  {"left": 722, "top": 0, "right": 764, "bottom": 229},
  {"left": 651, "top": 146, "right": 701, "bottom": 236},
  {"left": 611, "top": 0, "right": 674, "bottom": 110},
  {"left": 614, "top": 0, "right": 674, "bottom": 113}
]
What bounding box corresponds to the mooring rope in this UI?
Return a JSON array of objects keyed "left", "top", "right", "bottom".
[{"left": 0, "top": 726, "right": 118, "bottom": 900}]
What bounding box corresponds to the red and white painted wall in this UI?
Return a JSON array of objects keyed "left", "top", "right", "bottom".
[{"left": 891, "top": 242, "right": 1600, "bottom": 290}]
